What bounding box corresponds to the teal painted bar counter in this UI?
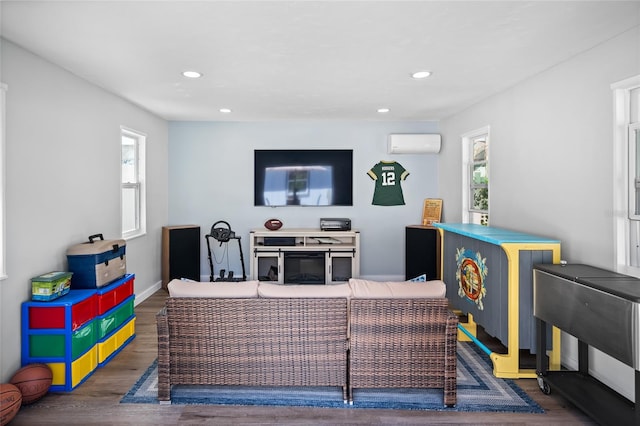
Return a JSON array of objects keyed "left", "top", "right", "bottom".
[{"left": 433, "top": 223, "right": 561, "bottom": 378}]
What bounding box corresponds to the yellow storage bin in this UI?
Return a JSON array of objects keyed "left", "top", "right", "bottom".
[
  {"left": 47, "top": 345, "right": 98, "bottom": 391},
  {"left": 97, "top": 316, "right": 136, "bottom": 366}
]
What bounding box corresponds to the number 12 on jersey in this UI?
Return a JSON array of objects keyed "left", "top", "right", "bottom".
[{"left": 367, "top": 161, "right": 409, "bottom": 206}]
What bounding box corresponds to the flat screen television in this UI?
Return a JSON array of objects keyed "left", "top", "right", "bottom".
[{"left": 254, "top": 149, "right": 353, "bottom": 206}]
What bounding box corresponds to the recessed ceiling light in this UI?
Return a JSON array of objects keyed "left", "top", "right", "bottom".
[
  {"left": 182, "top": 71, "right": 202, "bottom": 78},
  {"left": 377, "top": 108, "right": 390, "bottom": 113},
  {"left": 219, "top": 108, "right": 232, "bottom": 113},
  {"left": 411, "top": 70, "right": 432, "bottom": 79}
]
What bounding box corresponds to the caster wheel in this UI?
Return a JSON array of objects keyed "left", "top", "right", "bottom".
[{"left": 537, "top": 376, "right": 551, "bottom": 395}]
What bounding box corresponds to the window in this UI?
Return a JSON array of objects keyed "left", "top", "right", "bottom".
[
  {"left": 287, "top": 169, "right": 309, "bottom": 198},
  {"left": 612, "top": 76, "right": 640, "bottom": 274},
  {"left": 462, "top": 127, "right": 490, "bottom": 225},
  {"left": 630, "top": 123, "right": 640, "bottom": 268},
  {"left": 121, "top": 127, "right": 146, "bottom": 239},
  {"left": 629, "top": 123, "right": 640, "bottom": 221},
  {"left": 0, "top": 83, "right": 6, "bottom": 279}
]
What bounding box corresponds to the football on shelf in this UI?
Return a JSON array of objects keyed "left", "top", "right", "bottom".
[{"left": 264, "top": 219, "right": 283, "bottom": 231}]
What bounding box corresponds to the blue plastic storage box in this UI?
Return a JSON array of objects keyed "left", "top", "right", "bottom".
[{"left": 67, "top": 234, "right": 126, "bottom": 288}]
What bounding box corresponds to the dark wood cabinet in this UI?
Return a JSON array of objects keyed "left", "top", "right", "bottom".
[
  {"left": 405, "top": 225, "right": 440, "bottom": 281},
  {"left": 162, "top": 225, "right": 200, "bottom": 289}
]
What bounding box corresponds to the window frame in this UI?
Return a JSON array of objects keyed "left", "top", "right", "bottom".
[
  {"left": 461, "top": 126, "right": 490, "bottom": 225},
  {"left": 121, "top": 126, "right": 146, "bottom": 240},
  {"left": 0, "top": 83, "right": 7, "bottom": 280},
  {"left": 628, "top": 123, "right": 640, "bottom": 220},
  {"left": 612, "top": 75, "right": 640, "bottom": 276}
]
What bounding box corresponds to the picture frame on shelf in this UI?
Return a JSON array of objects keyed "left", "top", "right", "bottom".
[{"left": 422, "top": 198, "right": 442, "bottom": 226}]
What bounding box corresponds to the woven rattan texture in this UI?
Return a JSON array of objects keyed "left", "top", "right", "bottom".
[
  {"left": 157, "top": 298, "right": 349, "bottom": 402},
  {"left": 348, "top": 298, "right": 458, "bottom": 406}
]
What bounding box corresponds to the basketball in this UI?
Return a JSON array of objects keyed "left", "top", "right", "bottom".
[
  {"left": 0, "top": 383, "right": 22, "bottom": 426},
  {"left": 9, "top": 364, "right": 52, "bottom": 405}
]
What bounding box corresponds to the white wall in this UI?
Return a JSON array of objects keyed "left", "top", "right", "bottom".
[
  {"left": 439, "top": 27, "right": 640, "bottom": 399},
  {"left": 168, "top": 121, "right": 439, "bottom": 280},
  {"left": 0, "top": 40, "right": 169, "bottom": 382}
]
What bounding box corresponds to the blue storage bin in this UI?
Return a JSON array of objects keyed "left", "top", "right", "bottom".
[{"left": 67, "top": 234, "right": 126, "bottom": 288}]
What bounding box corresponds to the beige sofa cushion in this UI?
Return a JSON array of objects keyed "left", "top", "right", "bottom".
[
  {"left": 167, "top": 279, "right": 259, "bottom": 298},
  {"left": 258, "top": 282, "right": 352, "bottom": 298},
  {"left": 348, "top": 278, "right": 446, "bottom": 299}
]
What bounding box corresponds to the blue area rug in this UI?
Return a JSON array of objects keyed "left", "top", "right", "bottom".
[{"left": 121, "top": 341, "right": 543, "bottom": 413}]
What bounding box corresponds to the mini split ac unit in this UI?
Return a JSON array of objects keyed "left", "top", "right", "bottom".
[{"left": 387, "top": 134, "right": 441, "bottom": 154}]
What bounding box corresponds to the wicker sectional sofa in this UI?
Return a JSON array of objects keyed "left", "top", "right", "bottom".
[{"left": 156, "top": 279, "right": 458, "bottom": 406}]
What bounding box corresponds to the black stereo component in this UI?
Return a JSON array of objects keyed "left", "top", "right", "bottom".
[
  {"left": 320, "top": 218, "right": 351, "bottom": 231},
  {"left": 264, "top": 237, "right": 297, "bottom": 246}
]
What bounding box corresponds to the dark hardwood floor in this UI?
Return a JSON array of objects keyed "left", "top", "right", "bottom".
[{"left": 11, "top": 289, "right": 595, "bottom": 425}]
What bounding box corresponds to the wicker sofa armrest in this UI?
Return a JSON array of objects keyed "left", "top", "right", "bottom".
[
  {"left": 156, "top": 306, "right": 171, "bottom": 403},
  {"left": 444, "top": 309, "right": 459, "bottom": 406}
]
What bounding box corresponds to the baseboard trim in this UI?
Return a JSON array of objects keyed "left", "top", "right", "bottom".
[{"left": 135, "top": 280, "right": 162, "bottom": 306}]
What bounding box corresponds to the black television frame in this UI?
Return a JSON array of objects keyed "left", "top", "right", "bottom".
[{"left": 254, "top": 149, "right": 353, "bottom": 207}]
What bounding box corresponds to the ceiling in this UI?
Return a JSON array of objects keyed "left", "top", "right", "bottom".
[{"left": 1, "top": 1, "right": 638, "bottom": 122}]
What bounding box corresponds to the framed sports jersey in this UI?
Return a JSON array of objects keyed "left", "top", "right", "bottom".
[{"left": 367, "top": 160, "right": 409, "bottom": 206}]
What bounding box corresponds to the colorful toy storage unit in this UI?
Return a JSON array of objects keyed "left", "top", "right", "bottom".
[
  {"left": 433, "top": 223, "right": 561, "bottom": 379},
  {"left": 21, "top": 274, "right": 135, "bottom": 391}
]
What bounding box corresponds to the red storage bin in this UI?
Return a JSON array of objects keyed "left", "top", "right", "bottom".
[
  {"left": 25, "top": 290, "right": 97, "bottom": 331},
  {"left": 96, "top": 274, "right": 134, "bottom": 316}
]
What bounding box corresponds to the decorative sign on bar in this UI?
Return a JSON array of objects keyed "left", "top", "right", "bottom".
[
  {"left": 422, "top": 198, "right": 443, "bottom": 226},
  {"left": 455, "top": 248, "right": 488, "bottom": 310}
]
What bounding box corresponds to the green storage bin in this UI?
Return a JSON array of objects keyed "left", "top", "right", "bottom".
[
  {"left": 96, "top": 297, "right": 134, "bottom": 340},
  {"left": 29, "top": 320, "right": 97, "bottom": 359}
]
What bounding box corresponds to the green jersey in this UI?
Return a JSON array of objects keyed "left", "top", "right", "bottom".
[{"left": 367, "top": 161, "right": 409, "bottom": 206}]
